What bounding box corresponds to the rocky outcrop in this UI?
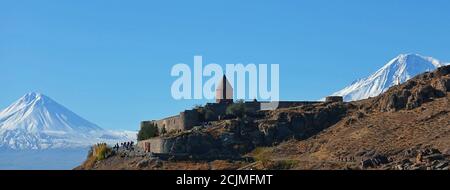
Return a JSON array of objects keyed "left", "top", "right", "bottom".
[
  {"left": 155, "top": 129, "right": 241, "bottom": 160},
  {"left": 360, "top": 154, "right": 390, "bottom": 169},
  {"left": 258, "top": 102, "right": 348, "bottom": 143},
  {"left": 351, "top": 147, "right": 450, "bottom": 170},
  {"left": 368, "top": 65, "right": 450, "bottom": 112},
  {"left": 146, "top": 102, "right": 350, "bottom": 159},
  {"left": 433, "top": 77, "right": 450, "bottom": 93},
  {"left": 392, "top": 148, "right": 450, "bottom": 170}
]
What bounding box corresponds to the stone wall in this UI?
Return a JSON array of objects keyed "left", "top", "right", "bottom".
[
  {"left": 142, "top": 100, "right": 329, "bottom": 141},
  {"left": 277, "top": 101, "right": 322, "bottom": 108},
  {"left": 151, "top": 115, "right": 183, "bottom": 134},
  {"left": 180, "top": 109, "right": 201, "bottom": 131},
  {"left": 146, "top": 108, "right": 201, "bottom": 134},
  {"left": 137, "top": 137, "right": 166, "bottom": 153},
  {"left": 244, "top": 101, "right": 322, "bottom": 111}
]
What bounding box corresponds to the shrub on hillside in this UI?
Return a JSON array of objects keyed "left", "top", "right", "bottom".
[
  {"left": 226, "top": 100, "right": 248, "bottom": 118},
  {"left": 80, "top": 143, "right": 112, "bottom": 169},
  {"left": 198, "top": 106, "right": 216, "bottom": 121},
  {"left": 93, "top": 143, "right": 112, "bottom": 161},
  {"left": 138, "top": 121, "right": 159, "bottom": 141}
]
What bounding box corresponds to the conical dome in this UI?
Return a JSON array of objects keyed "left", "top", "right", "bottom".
[{"left": 215, "top": 75, "right": 233, "bottom": 103}]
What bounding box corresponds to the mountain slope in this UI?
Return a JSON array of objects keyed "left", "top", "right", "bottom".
[
  {"left": 330, "top": 54, "right": 448, "bottom": 101},
  {"left": 0, "top": 92, "right": 135, "bottom": 150}
]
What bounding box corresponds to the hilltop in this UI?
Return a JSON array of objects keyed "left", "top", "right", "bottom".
[{"left": 77, "top": 65, "right": 450, "bottom": 170}]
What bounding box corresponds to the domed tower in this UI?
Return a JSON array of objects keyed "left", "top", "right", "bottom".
[{"left": 215, "top": 75, "right": 233, "bottom": 104}]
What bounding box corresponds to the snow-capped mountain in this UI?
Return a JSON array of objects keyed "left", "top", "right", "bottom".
[
  {"left": 329, "top": 54, "right": 449, "bottom": 102},
  {"left": 0, "top": 92, "right": 135, "bottom": 150}
]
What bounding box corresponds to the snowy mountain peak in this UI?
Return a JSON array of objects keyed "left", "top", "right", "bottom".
[
  {"left": 1, "top": 92, "right": 53, "bottom": 117},
  {"left": 25, "top": 91, "right": 43, "bottom": 99},
  {"left": 18, "top": 92, "right": 45, "bottom": 105},
  {"left": 0, "top": 93, "right": 135, "bottom": 150},
  {"left": 385, "top": 53, "right": 444, "bottom": 69},
  {"left": 0, "top": 92, "right": 102, "bottom": 133},
  {"left": 329, "top": 54, "right": 447, "bottom": 102}
]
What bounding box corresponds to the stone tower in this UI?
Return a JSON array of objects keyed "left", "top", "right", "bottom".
[{"left": 216, "top": 75, "right": 233, "bottom": 104}]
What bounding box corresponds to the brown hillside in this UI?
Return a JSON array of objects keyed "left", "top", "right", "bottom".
[{"left": 249, "top": 65, "right": 450, "bottom": 170}]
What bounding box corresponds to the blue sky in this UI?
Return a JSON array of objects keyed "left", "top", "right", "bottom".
[{"left": 1, "top": 0, "right": 450, "bottom": 130}]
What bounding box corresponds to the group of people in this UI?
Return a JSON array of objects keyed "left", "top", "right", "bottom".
[{"left": 113, "top": 141, "right": 134, "bottom": 151}]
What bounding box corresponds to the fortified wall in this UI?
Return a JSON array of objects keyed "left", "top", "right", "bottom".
[
  {"left": 141, "top": 100, "right": 333, "bottom": 135},
  {"left": 142, "top": 108, "right": 201, "bottom": 135}
]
